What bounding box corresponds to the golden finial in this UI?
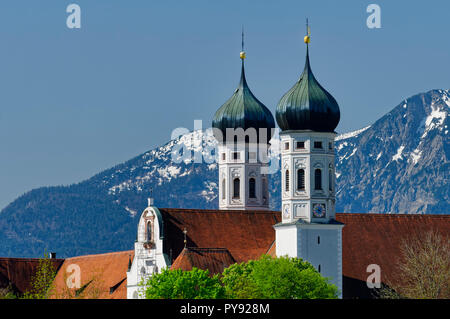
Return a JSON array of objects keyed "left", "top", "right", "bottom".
[
  {"left": 304, "top": 18, "right": 311, "bottom": 44},
  {"left": 240, "top": 26, "right": 246, "bottom": 59}
]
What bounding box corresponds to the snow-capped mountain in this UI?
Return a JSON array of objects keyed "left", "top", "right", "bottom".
[
  {"left": 0, "top": 89, "right": 448, "bottom": 257},
  {"left": 335, "top": 89, "right": 449, "bottom": 215}
]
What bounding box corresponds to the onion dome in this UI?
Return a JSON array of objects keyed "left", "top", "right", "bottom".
[
  {"left": 276, "top": 31, "right": 340, "bottom": 132},
  {"left": 212, "top": 51, "right": 275, "bottom": 144}
]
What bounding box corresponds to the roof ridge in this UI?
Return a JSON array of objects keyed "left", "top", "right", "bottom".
[
  {"left": 336, "top": 213, "right": 450, "bottom": 218},
  {"left": 63, "top": 250, "right": 134, "bottom": 260},
  {"left": 160, "top": 208, "right": 280, "bottom": 214}
]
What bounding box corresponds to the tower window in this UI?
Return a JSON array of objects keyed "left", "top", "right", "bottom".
[
  {"left": 284, "top": 142, "right": 289, "bottom": 150},
  {"left": 329, "top": 170, "right": 333, "bottom": 191},
  {"left": 233, "top": 178, "right": 240, "bottom": 199},
  {"left": 328, "top": 142, "right": 332, "bottom": 150},
  {"left": 315, "top": 169, "right": 322, "bottom": 190},
  {"left": 318, "top": 236, "right": 320, "bottom": 245},
  {"left": 296, "top": 141, "right": 305, "bottom": 149},
  {"left": 285, "top": 170, "right": 290, "bottom": 192},
  {"left": 314, "top": 141, "right": 322, "bottom": 149},
  {"left": 146, "top": 222, "right": 152, "bottom": 242},
  {"left": 222, "top": 153, "right": 226, "bottom": 160},
  {"left": 318, "top": 265, "right": 321, "bottom": 273},
  {"left": 249, "top": 178, "right": 256, "bottom": 198},
  {"left": 297, "top": 169, "right": 305, "bottom": 191},
  {"left": 232, "top": 152, "right": 240, "bottom": 160}
]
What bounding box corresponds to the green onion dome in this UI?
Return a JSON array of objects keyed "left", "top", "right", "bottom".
[
  {"left": 212, "top": 59, "right": 275, "bottom": 144},
  {"left": 276, "top": 46, "right": 340, "bottom": 132}
]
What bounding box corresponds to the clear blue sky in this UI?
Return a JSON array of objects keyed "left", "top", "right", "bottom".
[{"left": 0, "top": 0, "right": 448, "bottom": 209}]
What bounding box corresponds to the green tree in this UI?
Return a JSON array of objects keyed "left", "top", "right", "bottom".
[
  {"left": 22, "top": 252, "right": 57, "bottom": 299},
  {"left": 221, "top": 255, "right": 338, "bottom": 299},
  {"left": 143, "top": 267, "right": 225, "bottom": 299}
]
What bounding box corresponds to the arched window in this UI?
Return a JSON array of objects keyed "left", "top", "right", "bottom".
[
  {"left": 146, "top": 222, "right": 152, "bottom": 242},
  {"left": 249, "top": 178, "right": 256, "bottom": 198},
  {"left": 233, "top": 178, "right": 240, "bottom": 199},
  {"left": 222, "top": 179, "right": 226, "bottom": 200},
  {"left": 297, "top": 169, "right": 305, "bottom": 191},
  {"left": 329, "top": 170, "right": 333, "bottom": 191},
  {"left": 285, "top": 170, "right": 290, "bottom": 192},
  {"left": 315, "top": 169, "right": 322, "bottom": 190}
]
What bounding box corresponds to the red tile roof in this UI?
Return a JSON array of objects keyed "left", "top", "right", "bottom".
[
  {"left": 51, "top": 250, "right": 133, "bottom": 299},
  {"left": 335, "top": 213, "right": 450, "bottom": 297},
  {"left": 4, "top": 211, "right": 448, "bottom": 299},
  {"left": 170, "top": 247, "right": 236, "bottom": 275},
  {"left": 158, "top": 208, "right": 281, "bottom": 264},
  {"left": 0, "top": 257, "right": 64, "bottom": 295}
]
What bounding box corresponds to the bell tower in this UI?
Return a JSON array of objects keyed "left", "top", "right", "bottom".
[
  {"left": 212, "top": 31, "right": 275, "bottom": 210},
  {"left": 273, "top": 21, "right": 344, "bottom": 298}
]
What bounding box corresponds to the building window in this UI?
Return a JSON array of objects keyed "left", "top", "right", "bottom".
[
  {"left": 315, "top": 169, "right": 322, "bottom": 190},
  {"left": 249, "top": 178, "right": 256, "bottom": 198},
  {"left": 222, "top": 179, "right": 226, "bottom": 200},
  {"left": 285, "top": 170, "right": 290, "bottom": 192},
  {"left": 329, "top": 170, "right": 333, "bottom": 191},
  {"left": 284, "top": 142, "right": 289, "bottom": 150},
  {"left": 232, "top": 152, "right": 240, "bottom": 160},
  {"left": 297, "top": 169, "right": 305, "bottom": 190},
  {"left": 318, "top": 236, "right": 320, "bottom": 245},
  {"left": 233, "top": 178, "right": 240, "bottom": 199},
  {"left": 318, "top": 265, "right": 321, "bottom": 273},
  {"left": 146, "top": 222, "right": 152, "bottom": 242},
  {"left": 222, "top": 153, "right": 226, "bottom": 160},
  {"left": 314, "top": 141, "right": 322, "bottom": 149},
  {"left": 328, "top": 142, "right": 332, "bottom": 150},
  {"left": 296, "top": 141, "right": 305, "bottom": 149}
]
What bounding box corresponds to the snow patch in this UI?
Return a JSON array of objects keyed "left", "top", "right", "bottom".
[
  {"left": 392, "top": 145, "right": 405, "bottom": 162},
  {"left": 125, "top": 206, "right": 138, "bottom": 217},
  {"left": 410, "top": 149, "right": 422, "bottom": 165},
  {"left": 200, "top": 181, "right": 218, "bottom": 202},
  {"left": 336, "top": 126, "right": 370, "bottom": 141}
]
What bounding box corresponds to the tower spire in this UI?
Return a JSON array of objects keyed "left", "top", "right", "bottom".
[
  {"left": 241, "top": 25, "right": 244, "bottom": 52},
  {"left": 304, "top": 18, "right": 311, "bottom": 45},
  {"left": 240, "top": 26, "right": 246, "bottom": 61}
]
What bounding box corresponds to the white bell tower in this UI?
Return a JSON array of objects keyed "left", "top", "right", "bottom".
[
  {"left": 273, "top": 22, "right": 344, "bottom": 298},
  {"left": 213, "top": 31, "right": 275, "bottom": 211},
  {"left": 218, "top": 141, "right": 270, "bottom": 210}
]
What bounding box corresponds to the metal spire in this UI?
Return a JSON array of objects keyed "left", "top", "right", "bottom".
[{"left": 241, "top": 25, "right": 244, "bottom": 52}]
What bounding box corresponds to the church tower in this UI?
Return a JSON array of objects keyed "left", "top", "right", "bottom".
[
  {"left": 273, "top": 23, "right": 344, "bottom": 297},
  {"left": 212, "top": 32, "right": 275, "bottom": 210}
]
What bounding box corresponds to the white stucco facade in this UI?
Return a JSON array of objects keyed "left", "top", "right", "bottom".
[
  {"left": 218, "top": 142, "right": 270, "bottom": 210},
  {"left": 126, "top": 202, "right": 169, "bottom": 299},
  {"left": 275, "top": 130, "right": 344, "bottom": 298}
]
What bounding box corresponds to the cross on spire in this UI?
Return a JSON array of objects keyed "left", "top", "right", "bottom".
[{"left": 183, "top": 228, "right": 187, "bottom": 248}]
